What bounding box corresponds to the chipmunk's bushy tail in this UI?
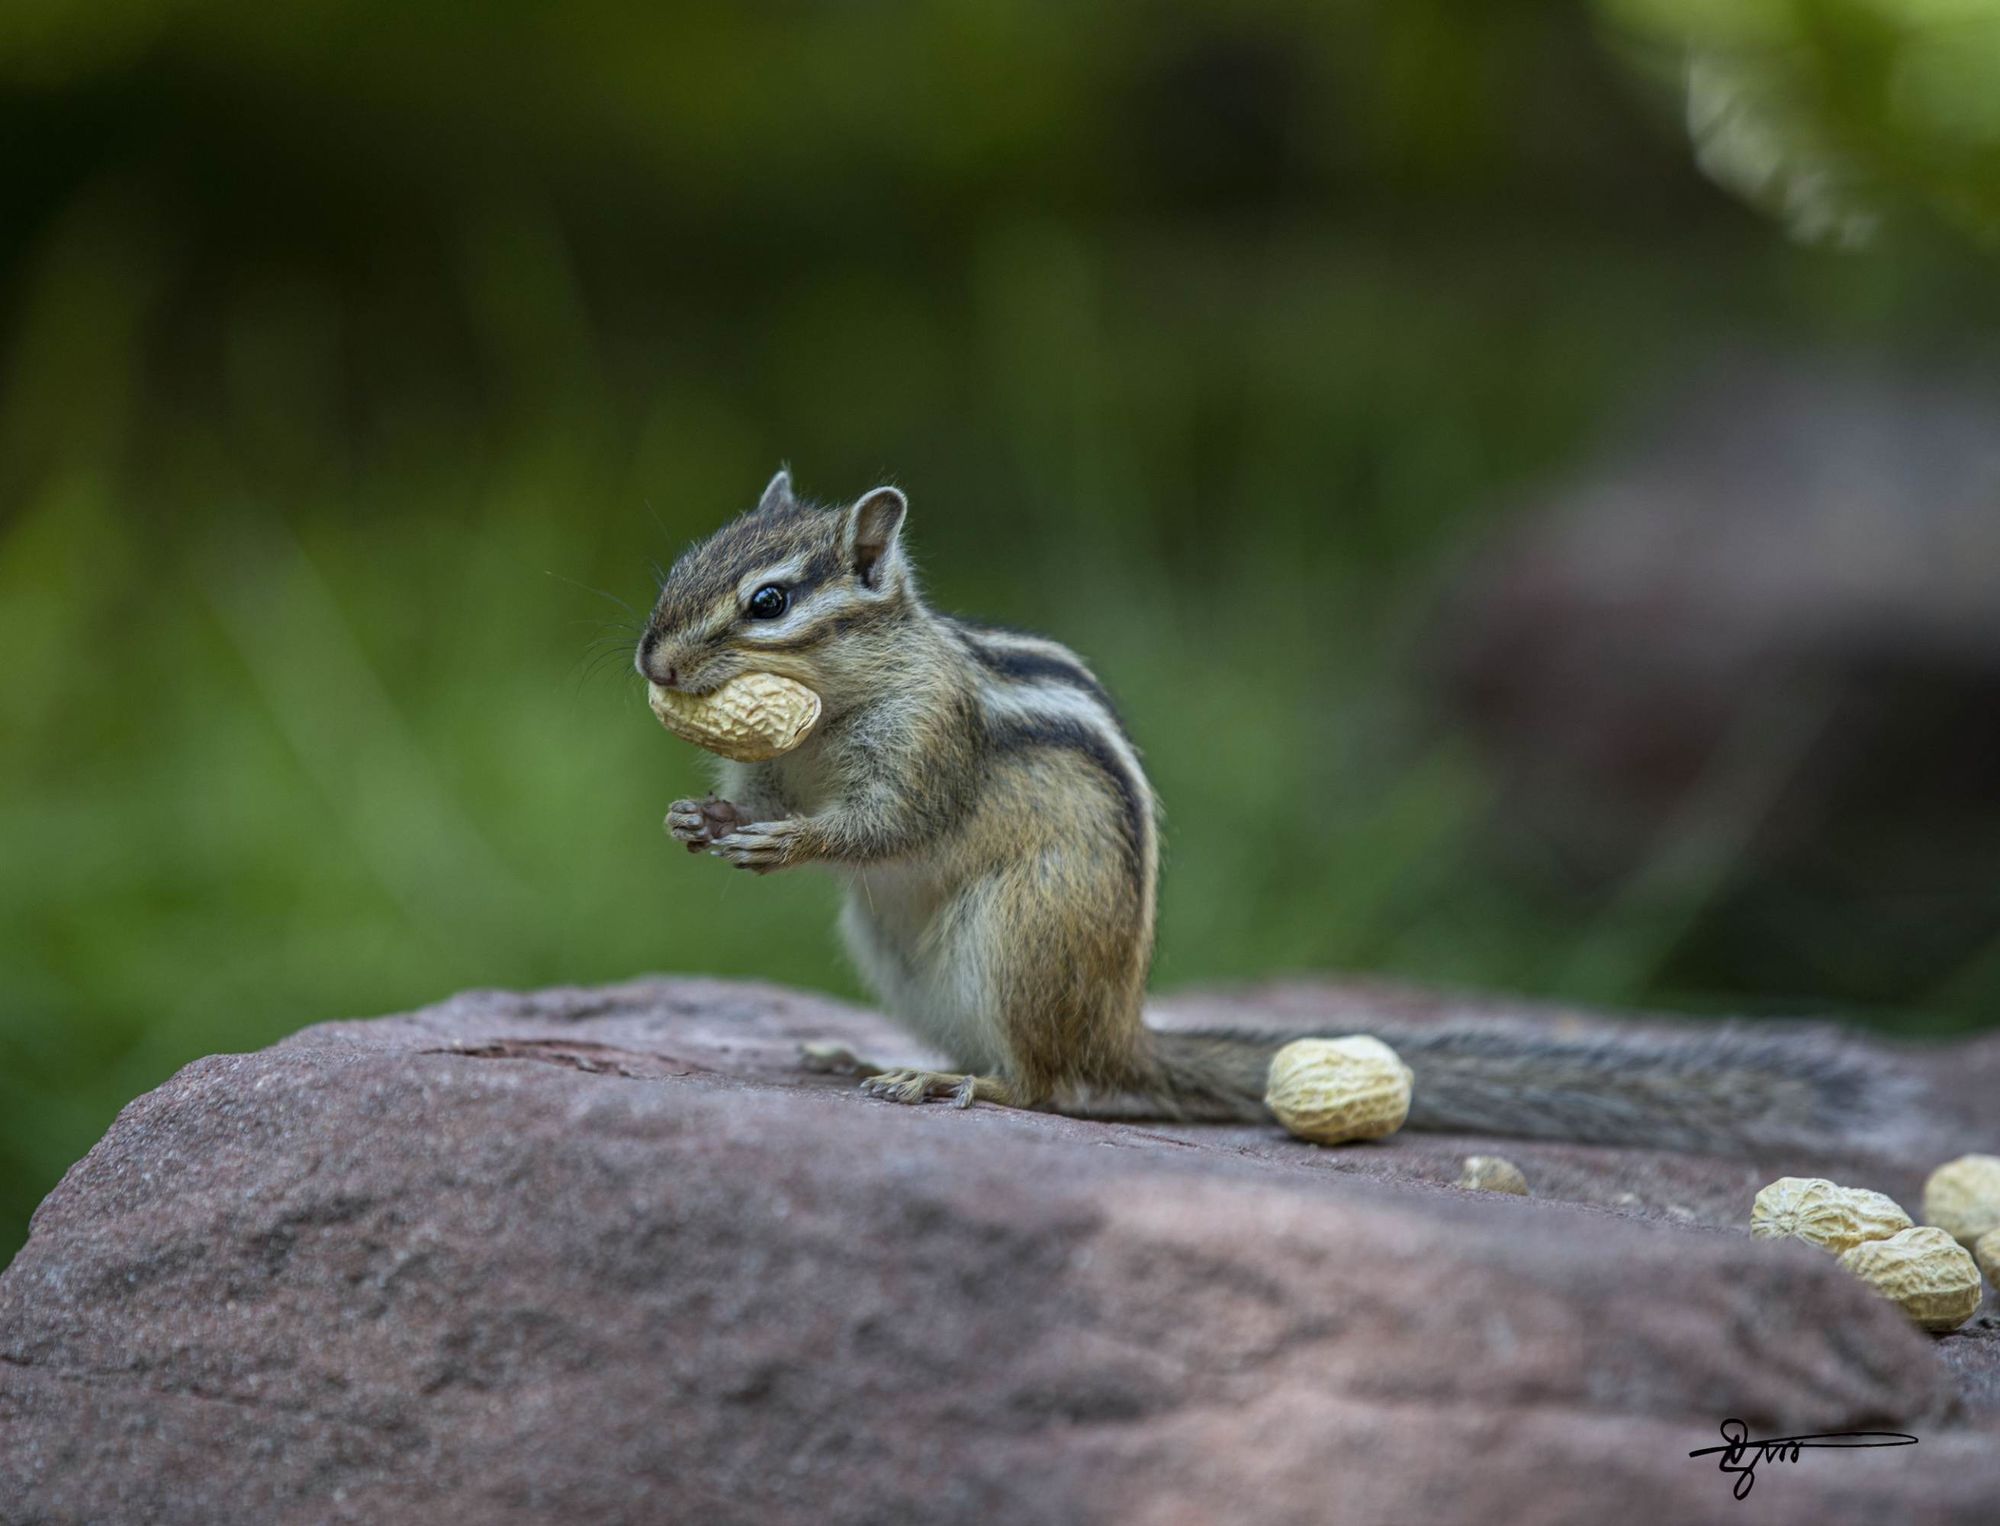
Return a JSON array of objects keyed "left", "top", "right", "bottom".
[{"left": 1139, "top": 1022, "right": 1893, "bottom": 1150}]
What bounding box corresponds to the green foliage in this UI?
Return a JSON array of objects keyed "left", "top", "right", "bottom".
[{"left": 1603, "top": 0, "right": 2000, "bottom": 242}]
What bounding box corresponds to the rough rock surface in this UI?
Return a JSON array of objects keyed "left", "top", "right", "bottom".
[{"left": 2, "top": 977, "right": 1997, "bottom": 1525}]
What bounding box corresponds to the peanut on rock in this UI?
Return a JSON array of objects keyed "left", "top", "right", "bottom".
[
  {"left": 647, "top": 674, "right": 822, "bottom": 763},
  {"left": 1837, "top": 1226, "right": 1985, "bottom": 1333},
  {"left": 1975, "top": 1228, "right": 1999, "bottom": 1288},
  {"left": 1922, "top": 1153, "right": 2000, "bottom": 1249},
  {"left": 1264, "top": 1036, "right": 1412, "bottom": 1146},
  {"left": 1458, "top": 1156, "right": 1529, "bottom": 1195},
  {"left": 1750, "top": 1177, "right": 1912, "bottom": 1255}
]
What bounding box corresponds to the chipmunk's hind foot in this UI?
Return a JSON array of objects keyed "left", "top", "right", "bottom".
[
  {"left": 858, "top": 1068, "right": 1015, "bottom": 1110},
  {"left": 798, "top": 1041, "right": 885, "bottom": 1078}
]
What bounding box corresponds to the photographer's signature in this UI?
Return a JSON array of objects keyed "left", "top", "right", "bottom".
[{"left": 1689, "top": 1419, "right": 1918, "bottom": 1499}]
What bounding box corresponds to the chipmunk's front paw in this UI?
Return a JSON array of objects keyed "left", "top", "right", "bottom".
[
  {"left": 709, "top": 818, "right": 808, "bottom": 873},
  {"left": 666, "top": 796, "right": 747, "bottom": 852}
]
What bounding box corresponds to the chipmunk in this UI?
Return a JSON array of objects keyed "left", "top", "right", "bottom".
[{"left": 634, "top": 470, "right": 1886, "bottom": 1148}]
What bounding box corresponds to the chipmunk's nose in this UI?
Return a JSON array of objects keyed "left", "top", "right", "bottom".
[{"left": 636, "top": 631, "right": 682, "bottom": 689}]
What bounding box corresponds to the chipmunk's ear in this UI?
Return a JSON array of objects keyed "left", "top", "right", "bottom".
[
  {"left": 757, "top": 467, "right": 795, "bottom": 515},
  {"left": 844, "top": 486, "right": 907, "bottom": 590}
]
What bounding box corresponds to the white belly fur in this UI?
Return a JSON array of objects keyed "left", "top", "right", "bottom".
[{"left": 838, "top": 863, "right": 1005, "bottom": 1074}]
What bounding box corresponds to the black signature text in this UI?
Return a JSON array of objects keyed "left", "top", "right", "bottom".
[{"left": 1689, "top": 1419, "right": 1918, "bottom": 1499}]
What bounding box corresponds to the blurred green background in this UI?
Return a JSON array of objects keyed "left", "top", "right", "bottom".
[{"left": 5, "top": 0, "right": 1999, "bottom": 1264}]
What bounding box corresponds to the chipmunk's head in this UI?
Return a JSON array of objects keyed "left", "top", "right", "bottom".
[{"left": 637, "top": 469, "right": 915, "bottom": 709}]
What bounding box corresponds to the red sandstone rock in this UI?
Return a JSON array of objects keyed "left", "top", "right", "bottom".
[{"left": 1, "top": 977, "right": 1995, "bottom": 1524}]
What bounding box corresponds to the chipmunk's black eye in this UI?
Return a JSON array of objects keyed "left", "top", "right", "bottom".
[{"left": 747, "top": 584, "right": 789, "bottom": 620}]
